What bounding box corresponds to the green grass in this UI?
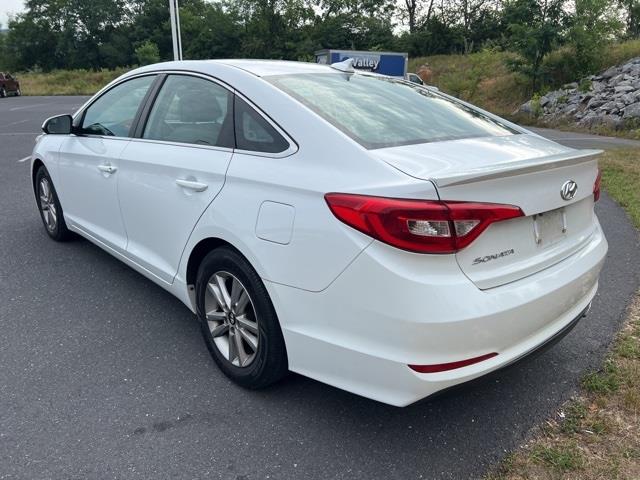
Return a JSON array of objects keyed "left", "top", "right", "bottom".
[
  {"left": 581, "top": 361, "right": 621, "bottom": 395},
  {"left": 19, "top": 67, "right": 132, "bottom": 96},
  {"left": 600, "top": 149, "right": 640, "bottom": 228},
  {"left": 605, "top": 39, "right": 640, "bottom": 70},
  {"left": 560, "top": 401, "right": 587, "bottom": 434},
  {"left": 531, "top": 444, "right": 585, "bottom": 472},
  {"left": 409, "top": 49, "right": 527, "bottom": 116}
]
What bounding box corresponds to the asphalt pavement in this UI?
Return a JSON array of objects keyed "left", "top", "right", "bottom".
[
  {"left": 1, "top": 96, "right": 638, "bottom": 480},
  {"left": 527, "top": 125, "right": 640, "bottom": 150}
]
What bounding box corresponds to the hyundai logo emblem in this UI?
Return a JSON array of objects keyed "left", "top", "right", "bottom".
[{"left": 560, "top": 180, "right": 578, "bottom": 201}]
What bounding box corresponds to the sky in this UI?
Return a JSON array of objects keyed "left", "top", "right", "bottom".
[{"left": 0, "top": 0, "right": 24, "bottom": 29}]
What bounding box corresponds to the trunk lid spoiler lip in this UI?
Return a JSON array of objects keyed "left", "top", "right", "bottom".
[{"left": 422, "top": 149, "right": 602, "bottom": 188}]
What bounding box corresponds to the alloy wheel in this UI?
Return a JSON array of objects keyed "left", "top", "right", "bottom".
[
  {"left": 204, "top": 271, "right": 259, "bottom": 367},
  {"left": 38, "top": 178, "right": 57, "bottom": 232}
]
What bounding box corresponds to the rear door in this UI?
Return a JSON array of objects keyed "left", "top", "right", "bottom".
[{"left": 117, "top": 74, "right": 234, "bottom": 283}]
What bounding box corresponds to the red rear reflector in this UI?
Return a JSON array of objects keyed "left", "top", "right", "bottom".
[
  {"left": 324, "top": 193, "right": 523, "bottom": 254},
  {"left": 593, "top": 168, "right": 602, "bottom": 202},
  {"left": 408, "top": 352, "right": 498, "bottom": 373}
]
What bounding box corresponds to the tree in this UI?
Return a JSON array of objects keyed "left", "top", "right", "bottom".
[
  {"left": 399, "top": 0, "right": 435, "bottom": 33},
  {"left": 446, "top": 0, "right": 498, "bottom": 53},
  {"left": 503, "top": 0, "right": 566, "bottom": 90},
  {"left": 135, "top": 40, "right": 160, "bottom": 65},
  {"left": 5, "top": 0, "right": 131, "bottom": 70},
  {"left": 568, "top": 0, "right": 622, "bottom": 76},
  {"left": 619, "top": 0, "right": 640, "bottom": 37}
]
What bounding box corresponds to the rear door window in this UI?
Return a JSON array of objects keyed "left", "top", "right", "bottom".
[{"left": 143, "top": 75, "right": 234, "bottom": 148}]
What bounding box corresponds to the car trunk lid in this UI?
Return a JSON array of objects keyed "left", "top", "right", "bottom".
[{"left": 372, "top": 133, "right": 601, "bottom": 289}]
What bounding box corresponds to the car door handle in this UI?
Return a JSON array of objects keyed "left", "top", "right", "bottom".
[
  {"left": 175, "top": 179, "right": 208, "bottom": 192},
  {"left": 97, "top": 164, "right": 117, "bottom": 174}
]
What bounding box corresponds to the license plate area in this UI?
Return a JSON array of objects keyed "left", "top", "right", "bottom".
[{"left": 533, "top": 208, "right": 567, "bottom": 247}]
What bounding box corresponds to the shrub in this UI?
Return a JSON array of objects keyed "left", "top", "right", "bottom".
[{"left": 135, "top": 41, "right": 160, "bottom": 66}]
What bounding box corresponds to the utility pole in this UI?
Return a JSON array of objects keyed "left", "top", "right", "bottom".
[{"left": 169, "top": 0, "right": 183, "bottom": 61}]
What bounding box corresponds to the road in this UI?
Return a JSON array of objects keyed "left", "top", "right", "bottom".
[
  {"left": 1, "top": 96, "right": 638, "bottom": 480},
  {"left": 527, "top": 126, "right": 640, "bottom": 150}
]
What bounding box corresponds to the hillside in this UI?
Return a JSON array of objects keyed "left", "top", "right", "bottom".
[{"left": 410, "top": 40, "right": 640, "bottom": 120}]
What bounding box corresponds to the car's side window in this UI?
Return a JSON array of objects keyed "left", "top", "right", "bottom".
[
  {"left": 143, "top": 75, "right": 234, "bottom": 148},
  {"left": 81, "top": 75, "right": 155, "bottom": 137},
  {"left": 234, "top": 96, "right": 289, "bottom": 154}
]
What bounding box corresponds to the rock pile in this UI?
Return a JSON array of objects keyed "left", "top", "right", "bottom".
[{"left": 517, "top": 57, "right": 640, "bottom": 129}]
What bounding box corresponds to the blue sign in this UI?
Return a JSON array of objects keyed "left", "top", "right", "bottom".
[{"left": 315, "top": 49, "right": 408, "bottom": 77}]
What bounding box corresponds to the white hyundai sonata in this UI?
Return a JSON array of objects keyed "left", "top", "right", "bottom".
[{"left": 32, "top": 59, "right": 607, "bottom": 406}]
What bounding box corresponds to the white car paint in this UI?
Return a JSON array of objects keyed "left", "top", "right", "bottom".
[{"left": 32, "top": 60, "right": 607, "bottom": 406}]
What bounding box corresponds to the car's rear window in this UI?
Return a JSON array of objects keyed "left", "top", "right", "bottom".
[{"left": 267, "top": 73, "right": 517, "bottom": 149}]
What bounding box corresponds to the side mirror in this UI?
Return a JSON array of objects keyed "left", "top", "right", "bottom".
[{"left": 42, "top": 114, "right": 73, "bottom": 134}]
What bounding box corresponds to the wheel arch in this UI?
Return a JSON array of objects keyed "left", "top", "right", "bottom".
[
  {"left": 185, "top": 237, "right": 259, "bottom": 289},
  {"left": 31, "top": 158, "right": 45, "bottom": 195}
]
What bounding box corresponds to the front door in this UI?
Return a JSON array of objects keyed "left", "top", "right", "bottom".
[
  {"left": 118, "top": 74, "right": 234, "bottom": 283},
  {"left": 57, "top": 75, "right": 156, "bottom": 251}
]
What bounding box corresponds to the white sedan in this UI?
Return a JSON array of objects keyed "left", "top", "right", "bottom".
[{"left": 32, "top": 60, "right": 607, "bottom": 406}]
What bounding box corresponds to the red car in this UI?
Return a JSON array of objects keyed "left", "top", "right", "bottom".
[{"left": 0, "top": 72, "right": 21, "bottom": 97}]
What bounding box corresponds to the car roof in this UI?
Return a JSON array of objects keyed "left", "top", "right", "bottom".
[
  {"left": 210, "top": 59, "right": 334, "bottom": 77},
  {"left": 132, "top": 59, "right": 338, "bottom": 78}
]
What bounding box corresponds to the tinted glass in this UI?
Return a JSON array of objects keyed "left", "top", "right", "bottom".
[
  {"left": 268, "top": 73, "right": 517, "bottom": 149},
  {"left": 143, "top": 75, "right": 234, "bottom": 148},
  {"left": 82, "top": 75, "right": 155, "bottom": 137},
  {"left": 234, "top": 96, "right": 289, "bottom": 153}
]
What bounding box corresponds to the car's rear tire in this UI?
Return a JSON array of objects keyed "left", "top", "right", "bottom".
[
  {"left": 35, "top": 167, "right": 73, "bottom": 241},
  {"left": 15, "top": 87, "right": 21, "bottom": 97},
  {"left": 0, "top": 87, "right": 6, "bottom": 98},
  {"left": 195, "top": 246, "right": 288, "bottom": 389}
]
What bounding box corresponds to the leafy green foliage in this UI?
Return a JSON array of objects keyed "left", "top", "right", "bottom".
[
  {"left": 502, "top": 0, "right": 566, "bottom": 90},
  {"left": 567, "top": 0, "right": 623, "bottom": 78},
  {"left": 135, "top": 41, "right": 160, "bottom": 66},
  {"left": 1, "top": 0, "right": 639, "bottom": 81}
]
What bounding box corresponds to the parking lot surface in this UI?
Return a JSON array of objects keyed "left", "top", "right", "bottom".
[{"left": 1, "top": 96, "right": 638, "bottom": 479}]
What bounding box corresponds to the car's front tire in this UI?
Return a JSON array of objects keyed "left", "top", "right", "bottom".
[
  {"left": 15, "top": 87, "right": 21, "bottom": 97},
  {"left": 35, "top": 167, "right": 73, "bottom": 241},
  {"left": 0, "top": 87, "right": 6, "bottom": 98},
  {"left": 196, "top": 247, "right": 288, "bottom": 389}
]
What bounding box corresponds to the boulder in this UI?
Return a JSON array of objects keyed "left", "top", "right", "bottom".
[
  {"left": 614, "top": 84, "right": 635, "bottom": 93},
  {"left": 623, "top": 103, "right": 640, "bottom": 119},
  {"left": 518, "top": 100, "right": 533, "bottom": 115},
  {"left": 601, "top": 66, "right": 620, "bottom": 79},
  {"left": 520, "top": 58, "right": 640, "bottom": 130}
]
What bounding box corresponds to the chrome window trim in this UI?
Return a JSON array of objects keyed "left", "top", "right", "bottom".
[
  {"left": 72, "top": 72, "right": 160, "bottom": 140},
  {"left": 72, "top": 69, "right": 298, "bottom": 158}
]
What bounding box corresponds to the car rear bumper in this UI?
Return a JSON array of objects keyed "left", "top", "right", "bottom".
[{"left": 267, "top": 219, "right": 607, "bottom": 406}]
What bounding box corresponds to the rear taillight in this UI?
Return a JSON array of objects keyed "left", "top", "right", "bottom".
[
  {"left": 324, "top": 193, "right": 524, "bottom": 254},
  {"left": 593, "top": 168, "right": 602, "bottom": 202}
]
